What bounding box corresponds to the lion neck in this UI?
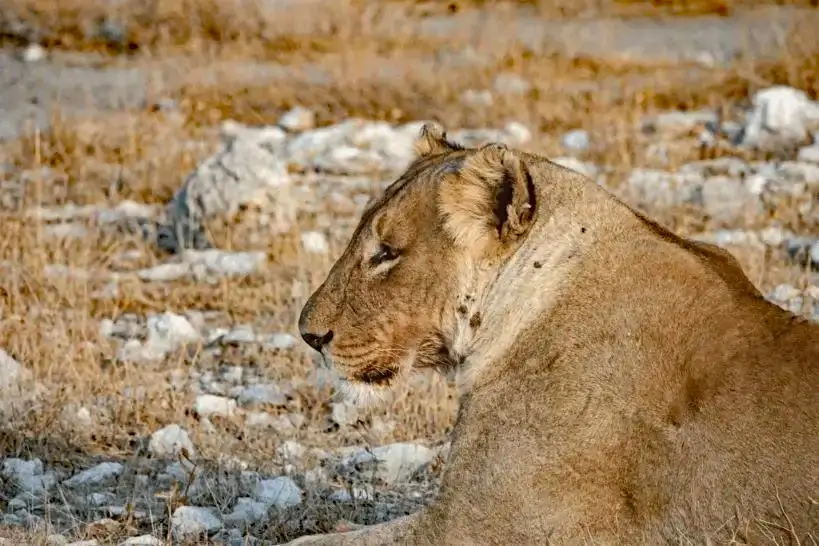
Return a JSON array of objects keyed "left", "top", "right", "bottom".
[{"left": 443, "top": 166, "right": 628, "bottom": 395}]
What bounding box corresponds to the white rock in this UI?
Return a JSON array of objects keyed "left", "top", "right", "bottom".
[
  {"left": 460, "top": 89, "right": 493, "bottom": 107},
  {"left": 116, "top": 339, "right": 148, "bottom": 363},
  {"left": 183, "top": 250, "right": 267, "bottom": 277},
  {"left": 66, "top": 541, "right": 99, "bottom": 546},
  {"left": 345, "top": 443, "right": 435, "bottom": 484},
  {"left": 561, "top": 129, "right": 590, "bottom": 152},
  {"left": 278, "top": 106, "right": 316, "bottom": 132},
  {"left": 1, "top": 458, "right": 54, "bottom": 494},
  {"left": 237, "top": 383, "right": 288, "bottom": 406},
  {"left": 119, "top": 535, "right": 164, "bottom": 546},
  {"left": 245, "top": 412, "right": 294, "bottom": 431},
  {"left": 137, "top": 263, "right": 192, "bottom": 282},
  {"left": 170, "top": 506, "right": 223, "bottom": 540},
  {"left": 87, "top": 492, "right": 115, "bottom": 507},
  {"left": 0, "top": 349, "right": 25, "bottom": 390},
  {"left": 627, "top": 169, "right": 705, "bottom": 208},
  {"left": 43, "top": 223, "right": 88, "bottom": 239},
  {"left": 163, "top": 134, "right": 293, "bottom": 252},
  {"left": 701, "top": 176, "right": 757, "bottom": 224},
  {"left": 194, "top": 394, "right": 237, "bottom": 417},
  {"left": 20, "top": 44, "right": 46, "bottom": 63},
  {"left": 97, "top": 200, "right": 156, "bottom": 224},
  {"left": 798, "top": 145, "right": 819, "bottom": 164},
  {"left": 740, "top": 86, "right": 819, "bottom": 150},
  {"left": 222, "top": 325, "right": 257, "bottom": 344},
  {"left": 300, "top": 231, "right": 329, "bottom": 254},
  {"left": 744, "top": 174, "right": 769, "bottom": 196},
  {"left": 220, "top": 120, "right": 287, "bottom": 146},
  {"left": 643, "top": 109, "right": 717, "bottom": 132},
  {"left": 501, "top": 121, "right": 531, "bottom": 146},
  {"left": 74, "top": 407, "right": 93, "bottom": 427},
  {"left": 263, "top": 332, "right": 296, "bottom": 350},
  {"left": 277, "top": 440, "right": 306, "bottom": 461},
  {"left": 313, "top": 146, "right": 384, "bottom": 175},
  {"left": 63, "top": 462, "right": 123, "bottom": 488},
  {"left": 331, "top": 401, "right": 359, "bottom": 427},
  {"left": 550, "top": 157, "right": 599, "bottom": 180},
  {"left": 224, "top": 497, "right": 269, "bottom": 525},
  {"left": 254, "top": 476, "right": 303, "bottom": 508},
  {"left": 145, "top": 312, "right": 201, "bottom": 356},
  {"left": 149, "top": 424, "right": 195, "bottom": 457},
  {"left": 492, "top": 73, "right": 531, "bottom": 96}
]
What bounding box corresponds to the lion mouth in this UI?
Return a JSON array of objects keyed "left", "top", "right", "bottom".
[
  {"left": 321, "top": 353, "right": 400, "bottom": 387},
  {"left": 349, "top": 366, "right": 398, "bottom": 385}
]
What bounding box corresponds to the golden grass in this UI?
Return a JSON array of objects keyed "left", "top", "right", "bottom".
[
  {"left": 376, "top": 0, "right": 818, "bottom": 18},
  {"left": 0, "top": 0, "right": 817, "bottom": 543}
]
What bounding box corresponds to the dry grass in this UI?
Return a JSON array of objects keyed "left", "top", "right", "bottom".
[
  {"left": 394, "top": 0, "right": 818, "bottom": 19},
  {"left": 0, "top": 0, "right": 817, "bottom": 543}
]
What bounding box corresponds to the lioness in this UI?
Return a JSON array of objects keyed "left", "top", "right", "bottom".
[{"left": 293, "top": 122, "right": 819, "bottom": 545}]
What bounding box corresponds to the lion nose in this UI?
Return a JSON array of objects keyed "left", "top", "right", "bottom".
[{"left": 300, "top": 329, "right": 334, "bottom": 352}]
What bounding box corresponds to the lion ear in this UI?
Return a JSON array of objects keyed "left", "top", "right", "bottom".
[
  {"left": 438, "top": 142, "right": 536, "bottom": 255},
  {"left": 414, "top": 121, "right": 462, "bottom": 157}
]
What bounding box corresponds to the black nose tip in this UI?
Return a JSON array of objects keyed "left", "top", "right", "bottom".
[{"left": 301, "top": 330, "right": 334, "bottom": 352}]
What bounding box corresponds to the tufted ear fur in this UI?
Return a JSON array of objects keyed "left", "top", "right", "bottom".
[
  {"left": 414, "top": 121, "right": 464, "bottom": 157},
  {"left": 438, "top": 142, "right": 536, "bottom": 256}
]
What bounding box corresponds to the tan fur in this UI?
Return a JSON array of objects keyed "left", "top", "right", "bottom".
[{"left": 294, "top": 124, "right": 819, "bottom": 545}]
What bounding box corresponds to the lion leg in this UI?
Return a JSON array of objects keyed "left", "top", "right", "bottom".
[{"left": 283, "top": 511, "right": 423, "bottom": 546}]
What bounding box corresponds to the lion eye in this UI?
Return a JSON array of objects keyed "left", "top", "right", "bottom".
[{"left": 371, "top": 244, "right": 400, "bottom": 266}]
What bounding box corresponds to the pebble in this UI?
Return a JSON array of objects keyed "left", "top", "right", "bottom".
[
  {"left": 492, "top": 73, "right": 532, "bottom": 96},
  {"left": 137, "top": 262, "right": 191, "bottom": 282},
  {"left": 237, "top": 383, "right": 289, "bottom": 406},
  {"left": 561, "top": 129, "right": 590, "bottom": 152},
  {"left": 740, "top": 85, "right": 819, "bottom": 150},
  {"left": 253, "top": 476, "right": 303, "bottom": 508},
  {"left": 20, "top": 43, "right": 46, "bottom": 63},
  {"left": 120, "top": 536, "right": 164, "bottom": 546},
  {"left": 224, "top": 497, "right": 269, "bottom": 525},
  {"left": 301, "top": 231, "right": 329, "bottom": 254},
  {"left": 263, "top": 333, "right": 297, "bottom": 350},
  {"left": 63, "top": 462, "right": 123, "bottom": 488},
  {"left": 1, "top": 458, "right": 55, "bottom": 494},
  {"left": 460, "top": 89, "right": 493, "bottom": 107},
  {"left": 798, "top": 145, "right": 819, "bottom": 164},
  {"left": 0, "top": 349, "right": 26, "bottom": 391},
  {"left": 278, "top": 106, "right": 316, "bottom": 132},
  {"left": 343, "top": 442, "right": 435, "bottom": 485},
  {"left": 170, "top": 506, "right": 223, "bottom": 541},
  {"left": 183, "top": 249, "right": 267, "bottom": 278},
  {"left": 222, "top": 325, "right": 257, "bottom": 344},
  {"left": 149, "top": 424, "right": 196, "bottom": 457},
  {"left": 194, "top": 394, "right": 237, "bottom": 417},
  {"left": 87, "top": 492, "right": 115, "bottom": 507},
  {"left": 143, "top": 312, "right": 201, "bottom": 358}
]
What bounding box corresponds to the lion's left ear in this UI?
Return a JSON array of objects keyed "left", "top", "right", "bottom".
[{"left": 438, "top": 143, "right": 536, "bottom": 256}]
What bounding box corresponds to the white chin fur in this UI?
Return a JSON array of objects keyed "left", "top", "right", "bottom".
[
  {"left": 325, "top": 350, "right": 418, "bottom": 407},
  {"left": 334, "top": 377, "right": 392, "bottom": 407}
]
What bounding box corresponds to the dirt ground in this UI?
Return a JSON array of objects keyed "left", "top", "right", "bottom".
[{"left": 0, "top": 1, "right": 817, "bottom": 544}]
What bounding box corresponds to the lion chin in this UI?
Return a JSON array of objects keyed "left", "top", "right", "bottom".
[{"left": 322, "top": 352, "right": 415, "bottom": 408}]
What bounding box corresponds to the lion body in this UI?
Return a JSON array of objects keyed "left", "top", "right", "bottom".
[{"left": 293, "top": 125, "right": 819, "bottom": 545}]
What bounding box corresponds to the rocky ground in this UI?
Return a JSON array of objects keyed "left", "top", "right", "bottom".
[{"left": 0, "top": 1, "right": 818, "bottom": 545}]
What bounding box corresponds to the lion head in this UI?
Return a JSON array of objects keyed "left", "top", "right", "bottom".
[{"left": 297, "top": 122, "right": 540, "bottom": 403}]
